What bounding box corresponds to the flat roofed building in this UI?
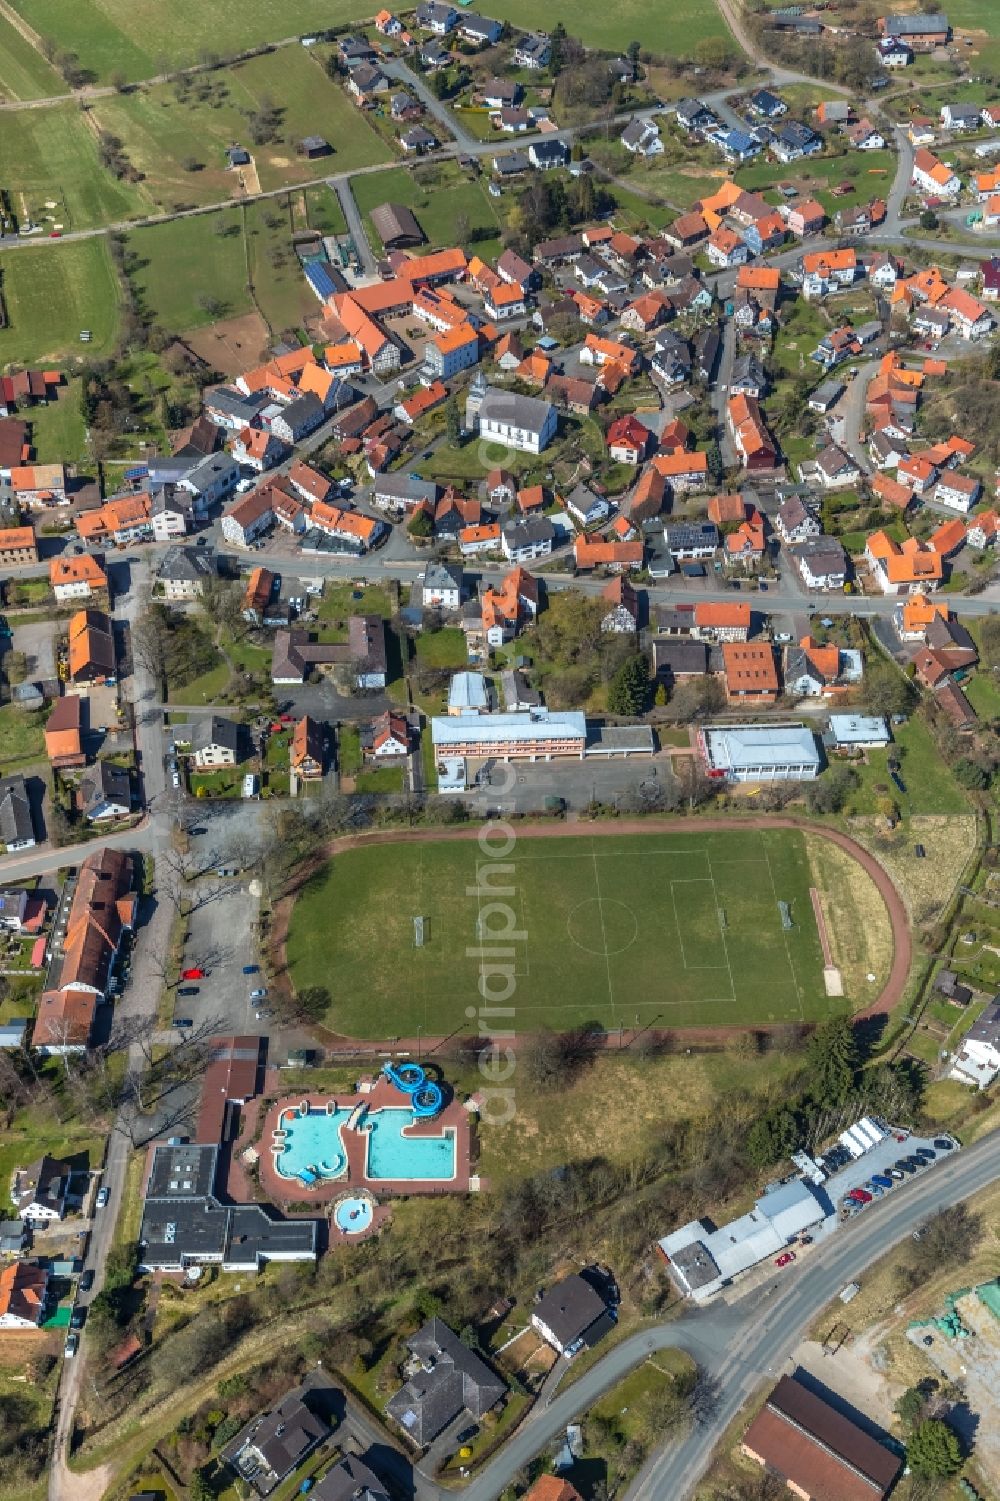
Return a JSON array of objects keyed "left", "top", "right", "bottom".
[
  {"left": 699, "top": 723, "right": 821, "bottom": 782},
  {"left": 432, "top": 708, "right": 586, "bottom": 760},
  {"left": 660, "top": 1179, "right": 827, "bottom": 1301}
]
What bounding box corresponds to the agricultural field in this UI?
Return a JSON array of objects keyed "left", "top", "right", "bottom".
[
  {"left": 0, "top": 16, "right": 63, "bottom": 100},
  {"left": 127, "top": 208, "right": 249, "bottom": 333},
  {"left": 0, "top": 237, "right": 121, "bottom": 365},
  {"left": 90, "top": 49, "right": 391, "bottom": 216},
  {"left": 6, "top": 0, "right": 729, "bottom": 83},
  {"left": 352, "top": 161, "right": 504, "bottom": 260},
  {"left": 0, "top": 103, "right": 145, "bottom": 231},
  {"left": 938, "top": 0, "right": 1000, "bottom": 71},
  {"left": 286, "top": 828, "right": 839, "bottom": 1038},
  {"left": 128, "top": 197, "right": 325, "bottom": 339}
]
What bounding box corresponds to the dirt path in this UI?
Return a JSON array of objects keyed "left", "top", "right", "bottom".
[{"left": 271, "top": 814, "right": 912, "bottom": 1044}]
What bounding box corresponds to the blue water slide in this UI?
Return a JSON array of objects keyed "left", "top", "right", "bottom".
[{"left": 382, "top": 1061, "right": 443, "bottom": 1116}]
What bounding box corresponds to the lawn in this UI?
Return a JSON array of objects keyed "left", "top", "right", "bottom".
[
  {"left": 24, "top": 381, "right": 89, "bottom": 465},
  {"left": 165, "top": 658, "right": 231, "bottom": 705},
  {"left": 128, "top": 209, "right": 250, "bottom": 332},
  {"left": 0, "top": 103, "right": 145, "bottom": 231},
  {"left": 0, "top": 705, "right": 46, "bottom": 774},
  {"left": 0, "top": 237, "right": 121, "bottom": 366},
  {"left": 6, "top": 0, "right": 728, "bottom": 81},
  {"left": 303, "top": 184, "right": 348, "bottom": 237},
  {"left": 351, "top": 161, "right": 504, "bottom": 259},
  {"left": 843, "top": 713, "right": 969, "bottom": 817},
  {"left": 354, "top": 765, "right": 405, "bottom": 793},
  {"left": 0, "top": 1110, "right": 104, "bottom": 1217},
  {"left": 736, "top": 149, "right": 896, "bottom": 217},
  {"left": 286, "top": 827, "right": 835, "bottom": 1037},
  {"left": 947, "top": 0, "right": 1000, "bottom": 71},
  {"left": 0, "top": 17, "right": 63, "bottom": 100},
  {"left": 414, "top": 627, "right": 468, "bottom": 669},
  {"left": 90, "top": 49, "right": 390, "bottom": 215}
]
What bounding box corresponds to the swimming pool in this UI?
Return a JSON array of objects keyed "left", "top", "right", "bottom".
[
  {"left": 335, "top": 1195, "right": 375, "bottom": 1234},
  {"left": 365, "top": 1108, "right": 456, "bottom": 1181},
  {"left": 275, "top": 1106, "right": 352, "bottom": 1183}
]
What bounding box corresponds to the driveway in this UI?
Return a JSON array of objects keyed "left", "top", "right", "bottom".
[{"left": 10, "top": 616, "right": 58, "bottom": 680}]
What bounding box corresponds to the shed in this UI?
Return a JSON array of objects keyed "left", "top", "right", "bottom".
[{"left": 370, "top": 202, "right": 425, "bottom": 249}]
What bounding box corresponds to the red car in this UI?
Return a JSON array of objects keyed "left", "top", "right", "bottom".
[
  {"left": 49, "top": 230, "right": 62, "bottom": 238},
  {"left": 279, "top": 713, "right": 293, "bottom": 724},
  {"left": 775, "top": 1251, "right": 796, "bottom": 1268},
  {"left": 181, "top": 967, "right": 204, "bottom": 980},
  {"left": 849, "top": 1188, "right": 873, "bottom": 1204}
]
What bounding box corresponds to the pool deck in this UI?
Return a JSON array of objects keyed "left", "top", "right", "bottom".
[{"left": 258, "top": 1075, "right": 472, "bottom": 1204}]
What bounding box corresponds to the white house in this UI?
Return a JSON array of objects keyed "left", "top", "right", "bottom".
[
  {"left": 828, "top": 713, "right": 890, "bottom": 749},
  {"left": 949, "top": 1000, "right": 1000, "bottom": 1089},
  {"left": 471, "top": 388, "right": 557, "bottom": 455},
  {"left": 420, "top": 562, "right": 463, "bottom": 611},
  {"left": 934, "top": 471, "right": 981, "bottom": 513}
]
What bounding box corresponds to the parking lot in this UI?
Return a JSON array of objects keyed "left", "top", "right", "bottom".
[
  {"left": 470, "top": 751, "right": 677, "bottom": 815},
  {"left": 173, "top": 878, "right": 267, "bottom": 1036},
  {"left": 821, "top": 1128, "right": 960, "bottom": 1221}
]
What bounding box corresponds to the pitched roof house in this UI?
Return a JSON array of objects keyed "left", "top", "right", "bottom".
[{"left": 386, "top": 1319, "right": 506, "bottom": 1446}]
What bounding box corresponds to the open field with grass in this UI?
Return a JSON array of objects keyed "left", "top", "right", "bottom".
[
  {"left": 25, "top": 381, "right": 89, "bottom": 464},
  {"left": 736, "top": 149, "right": 896, "bottom": 217},
  {"left": 128, "top": 208, "right": 249, "bottom": 332},
  {"left": 91, "top": 49, "right": 390, "bottom": 215},
  {"left": 0, "top": 103, "right": 144, "bottom": 231},
  {"left": 804, "top": 832, "right": 893, "bottom": 1001},
  {"left": 6, "top": 0, "right": 729, "bottom": 82},
  {"left": 0, "top": 705, "right": 46, "bottom": 774},
  {"left": 0, "top": 16, "right": 63, "bottom": 100},
  {"left": 286, "top": 828, "right": 836, "bottom": 1037},
  {"left": 842, "top": 713, "right": 970, "bottom": 818},
  {"left": 351, "top": 161, "right": 504, "bottom": 260},
  {"left": 946, "top": 0, "right": 1000, "bottom": 71}
]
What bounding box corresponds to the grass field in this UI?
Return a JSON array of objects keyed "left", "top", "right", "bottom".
[
  {"left": 128, "top": 208, "right": 249, "bottom": 331},
  {"left": 128, "top": 196, "right": 346, "bottom": 337},
  {"left": 843, "top": 714, "right": 969, "bottom": 817},
  {"left": 6, "top": 0, "right": 728, "bottom": 82},
  {"left": 25, "top": 381, "right": 89, "bottom": 464},
  {"left": 91, "top": 49, "right": 390, "bottom": 215},
  {"left": 0, "top": 238, "right": 121, "bottom": 366},
  {"left": 0, "top": 103, "right": 145, "bottom": 231},
  {"left": 0, "top": 16, "right": 63, "bottom": 100},
  {"left": 286, "top": 828, "right": 836, "bottom": 1037},
  {"left": 351, "top": 161, "right": 504, "bottom": 260},
  {"left": 736, "top": 150, "right": 897, "bottom": 217}
]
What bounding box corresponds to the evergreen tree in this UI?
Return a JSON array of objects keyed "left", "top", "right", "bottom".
[
  {"left": 607, "top": 654, "right": 648, "bottom": 716},
  {"left": 907, "top": 1419, "right": 963, "bottom": 1477},
  {"left": 805, "top": 1016, "right": 859, "bottom": 1107}
]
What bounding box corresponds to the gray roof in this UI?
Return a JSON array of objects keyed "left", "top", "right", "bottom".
[
  {"left": 477, "top": 387, "right": 554, "bottom": 437},
  {"left": 371, "top": 202, "right": 425, "bottom": 247},
  {"left": 432, "top": 708, "right": 585, "bottom": 749},
  {"left": 652, "top": 639, "right": 710, "bottom": 679},
  {"left": 0, "top": 775, "right": 33, "bottom": 848},
  {"left": 421, "top": 561, "right": 463, "bottom": 593},
  {"left": 884, "top": 11, "right": 948, "bottom": 35},
  {"left": 792, "top": 536, "right": 847, "bottom": 572},
  {"left": 374, "top": 474, "right": 438, "bottom": 506},
  {"left": 158, "top": 545, "right": 216, "bottom": 585},
  {"left": 16, "top": 1155, "right": 69, "bottom": 1217},
  {"left": 964, "top": 999, "right": 1000, "bottom": 1050},
  {"left": 502, "top": 516, "right": 555, "bottom": 548},
  {"left": 387, "top": 1319, "right": 506, "bottom": 1445},
  {"left": 533, "top": 1273, "right": 613, "bottom": 1348},
  {"left": 192, "top": 714, "right": 243, "bottom": 756},
  {"left": 184, "top": 451, "right": 239, "bottom": 495},
  {"left": 703, "top": 724, "right": 820, "bottom": 773},
  {"left": 79, "top": 761, "right": 130, "bottom": 818},
  {"left": 313, "top": 1455, "right": 390, "bottom": 1501},
  {"left": 815, "top": 444, "right": 856, "bottom": 479},
  {"left": 223, "top": 1388, "right": 330, "bottom": 1494}
]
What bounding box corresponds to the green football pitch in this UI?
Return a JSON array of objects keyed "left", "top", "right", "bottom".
[{"left": 286, "top": 829, "right": 838, "bottom": 1038}]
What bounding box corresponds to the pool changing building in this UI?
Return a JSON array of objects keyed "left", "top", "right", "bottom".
[
  {"left": 658, "top": 1179, "right": 830, "bottom": 1301},
  {"left": 698, "top": 723, "right": 821, "bottom": 783}
]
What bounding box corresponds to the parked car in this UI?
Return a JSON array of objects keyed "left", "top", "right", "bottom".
[
  {"left": 849, "top": 1188, "right": 873, "bottom": 1204},
  {"left": 914, "top": 1147, "right": 936, "bottom": 1162},
  {"left": 894, "top": 1159, "right": 916, "bottom": 1175},
  {"left": 775, "top": 1251, "right": 796, "bottom": 1268},
  {"left": 870, "top": 1174, "right": 893, "bottom": 1190},
  {"left": 181, "top": 967, "right": 204, "bottom": 980},
  {"left": 79, "top": 1269, "right": 94, "bottom": 1292},
  {"left": 242, "top": 965, "right": 259, "bottom": 975},
  {"left": 171, "top": 1018, "right": 192, "bottom": 1029},
  {"left": 177, "top": 986, "right": 199, "bottom": 997},
  {"left": 933, "top": 1138, "right": 954, "bottom": 1151},
  {"left": 250, "top": 988, "right": 267, "bottom": 1000},
  {"left": 888, "top": 1168, "right": 906, "bottom": 1181},
  {"left": 95, "top": 1187, "right": 109, "bottom": 1210},
  {"left": 64, "top": 1333, "right": 78, "bottom": 1358},
  {"left": 70, "top": 1306, "right": 87, "bottom": 1329}
]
